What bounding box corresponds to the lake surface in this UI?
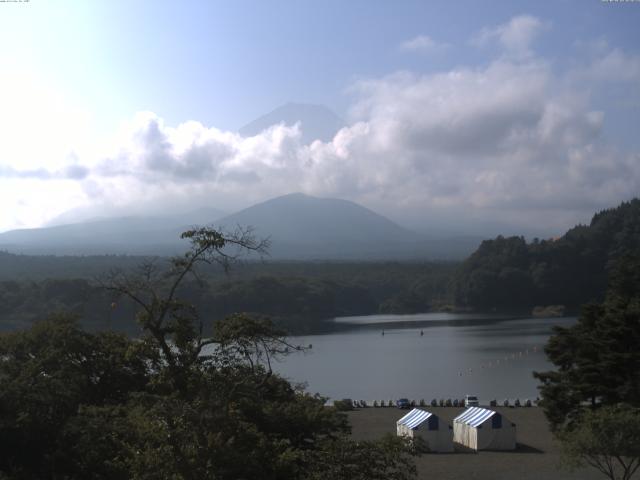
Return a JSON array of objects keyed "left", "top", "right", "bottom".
[{"left": 273, "top": 313, "right": 575, "bottom": 404}]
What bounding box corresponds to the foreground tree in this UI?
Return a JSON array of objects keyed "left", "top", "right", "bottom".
[
  {"left": 535, "top": 255, "right": 640, "bottom": 479},
  {"left": 0, "top": 227, "right": 418, "bottom": 479},
  {"left": 101, "top": 226, "right": 271, "bottom": 393},
  {"left": 560, "top": 405, "right": 640, "bottom": 480},
  {"left": 0, "top": 315, "right": 152, "bottom": 478},
  {"left": 305, "top": 434, "right": 419, "bottom": 480},
  {"left": 534, "top": 255, "right": 640, "bottom": 430}
]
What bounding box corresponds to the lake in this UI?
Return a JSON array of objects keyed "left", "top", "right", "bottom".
[{"left": 273, "top": 313, "right": 575, "bottom": 404}]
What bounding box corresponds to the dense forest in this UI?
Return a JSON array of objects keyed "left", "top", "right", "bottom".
[
  {"left": 453, "top": 199, "right": 640, "bottom": 312},
  {"left": 0, "top": 228, "right": 420, "bottom": 479},
  {"left": 2, "top": 199, "right": 639, "bottom": 335},
  {"left": 0, "top": 258, "right": 456, "bottom": 335}
]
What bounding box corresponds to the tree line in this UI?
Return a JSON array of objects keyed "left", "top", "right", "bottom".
[
  {"left": 453, "top": 199, "right": 640, "bottom": 311},
  {"left": 534, "top": 254, "right": 640, "bottom": 480},
  {"left": 0, "top": 262, "right": 456, "bottom": 335},
  {"left": 3, "top": 199, "right": 640, "bottom": 332}
]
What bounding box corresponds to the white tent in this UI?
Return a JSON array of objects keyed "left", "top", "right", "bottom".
[
  {"left": 453, "top": 407, "right": 516, "bottom": 451},
  {"left": 396, "top": 408, "right": 454, "bottom": 452}
]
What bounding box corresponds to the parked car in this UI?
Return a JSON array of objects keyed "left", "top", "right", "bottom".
[
  {"left": 396, "top": 398, "right": 411, "bottom": 409},
  {"left": 464, "top": 395, "right": 479, "bottom": 407}
]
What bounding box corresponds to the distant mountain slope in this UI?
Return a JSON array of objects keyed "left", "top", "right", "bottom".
[
  {"left": 0, "top": 208, "right": 225, "bottom": 255},
  {"left": 0, "top": 193, "right": 480, "bottom": 259},
  {"left": 216, "top": 193, "right": 477, "bottom": 260},
  {"left": 453, "top": 198, "right": 640, "bottom": 311},
  {"left": 218, "top": 192, "right": 419, "bottom": 244},
  {"left": 239, "top": 103, "right": 344, "bottom": 144}
]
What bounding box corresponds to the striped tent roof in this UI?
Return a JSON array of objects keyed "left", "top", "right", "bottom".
[
  {"left": 454, "top": 407, "right": 496, "bottom": 427},
  {"left": 397, "top": 408, "right": 433, "bottom": 430}
]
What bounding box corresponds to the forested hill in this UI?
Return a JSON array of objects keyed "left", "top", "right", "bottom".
[
  {"left": 453, "top": 199, "right": 640, "bottom": 311},
  {"left": 0, "top": 260, "right": 456, "bottom": 335}
]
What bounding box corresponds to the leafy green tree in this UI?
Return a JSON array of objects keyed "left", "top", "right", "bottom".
[
  {"left": 454, "top": 199, "right": 640, "bottom": 311},
  {"left": 534, "top": 254, "right": 640, "bottom": 479},
  {"left": 1, "top": 226, "right": 418, "bottom": 480},
  {"left": 560, "top": 405, "right": 640, "bottom": 480},
  {"left": 304, "top": 434, "right": 419, "bottom": 480},
  {"left": 534, "top": 255, "right": 640, "bottom": 431},
  {"left": 0, "top": 314, "right": 151, "bottom": 478}
]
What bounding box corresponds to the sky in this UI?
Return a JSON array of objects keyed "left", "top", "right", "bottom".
[{"left": 0, "top": 0, "right": 639, "bottom": 236}]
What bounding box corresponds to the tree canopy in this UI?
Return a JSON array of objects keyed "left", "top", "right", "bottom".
[
  {"left": 534, "top": 254, "right": 640, "bottom": 431},
  {"left": 560, "top": 405, "right": 640, "bottom": 480},
  {"left": 454, "top": 199, "right": 640, "bottom": 311},
  {"left": 0, "top": 227, "right": 418, "bottom": 479}
]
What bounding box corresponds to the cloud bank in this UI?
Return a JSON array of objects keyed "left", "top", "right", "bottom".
[{"left": 1, "top": 15, "right": 639, "bottom": 235}]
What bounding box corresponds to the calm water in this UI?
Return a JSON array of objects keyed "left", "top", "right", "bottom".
[{"left": 273, "top": 313, "right": 576, "bottom": 403}]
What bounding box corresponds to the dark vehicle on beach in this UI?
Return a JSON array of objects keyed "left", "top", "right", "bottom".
[{"left": 396, "top": 398, "right": 410, "bottom": 409}]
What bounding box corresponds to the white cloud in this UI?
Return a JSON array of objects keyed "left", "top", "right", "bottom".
[
  {"left": 474, "top": 15, "right": 547, "bottom": 57},
  {"left": 584, "top": 48, "right": 640, "bottom": 83},
  {"left": 1, "top": 21, "right": 639, "bottom": 236},
  {"left": 340, "top": 59, "right": 630, "bottom": 219},
  {"left": 400, "top": 35, "right": 449, "bottom": 53},
  {"left": 71, "top": 53, "right": 630, "bottom": 233}
]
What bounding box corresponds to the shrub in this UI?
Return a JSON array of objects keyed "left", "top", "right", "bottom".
[{"left": 334, "top": 399, "right": 354, "bottom": 411}]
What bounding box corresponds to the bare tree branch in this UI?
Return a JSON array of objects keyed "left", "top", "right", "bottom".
[{"left": 99, "top": 225, "right": 273, "bottom": 393}]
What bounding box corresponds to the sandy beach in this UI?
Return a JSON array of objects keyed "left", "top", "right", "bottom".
[{"left": 347, "top": 406, "right": 604, "bottom": 480}]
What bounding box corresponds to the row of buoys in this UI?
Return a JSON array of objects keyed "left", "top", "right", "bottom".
[
  {"left": 457, "top": 345, "right": 540, "bottom": 377},
  {"left": 377, "top": 328, "right": 542, "bottom": 377},
  {"left": 381, "top": 329, "right": 425, "bottom": 336}
]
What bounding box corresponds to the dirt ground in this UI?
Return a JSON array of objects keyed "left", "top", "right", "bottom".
[{"left": 347, "top": 407, "right": 605, "bottom": 480}]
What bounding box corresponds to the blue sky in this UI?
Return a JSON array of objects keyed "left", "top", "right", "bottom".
[{"left": 0, "top": 0, "right": 639, "bottom": 235}]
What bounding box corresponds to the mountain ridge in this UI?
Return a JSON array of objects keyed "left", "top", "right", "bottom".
[{"left": 0, "top": 193, "right": 481, "bottom": 259}]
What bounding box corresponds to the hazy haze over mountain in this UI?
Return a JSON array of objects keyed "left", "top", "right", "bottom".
[
  {"left": 0, "top": 193, "right": 482, "bottom": 259},
  {"left": 0, "top": 208, "right": 226, "bottom": 255},
  {"left": 219, "top": 193, "right": 418, "bottom": 244},
  {"left": 216, "top": 193, "right": 483, "bottom": 259}
]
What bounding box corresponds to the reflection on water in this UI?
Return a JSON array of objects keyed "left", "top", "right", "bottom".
[
  {"left": 274, "top": 313, "right": 576, "bottom": 403},
  {"left": 333, "top": 312, "right": 524, "bottom": 332},
  {"left": 334, "top": 312, "right": 514, "bottom": 325}
]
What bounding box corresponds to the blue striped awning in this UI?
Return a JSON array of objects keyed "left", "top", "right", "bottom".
[
  {"left": 397, "top": 408, "right": 433, "bottom": 430},
  {"left": 454, "top": 407, "right": 496, "bottom": 427}
]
